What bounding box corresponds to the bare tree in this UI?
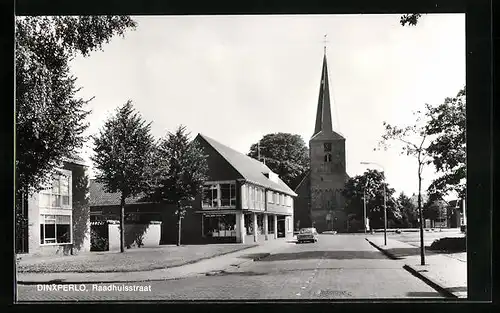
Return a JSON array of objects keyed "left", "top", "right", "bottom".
[{"left": 377, "top": 110, "right": 432, "bottom": 265}]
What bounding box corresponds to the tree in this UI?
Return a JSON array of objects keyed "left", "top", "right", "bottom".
[
  {"left": 424, "top": 87, "right": 466, "bottom": 199},
  {"left": 378, "top": 110, "right": 431, "bottom": 265},
  {"left": 15, "top": 16, "right": 137, "bottom": 194},
  {"left": 400, "top": 14, "right": 423, "bottom": 26},
  {"left": 247, "top": 133, "right": 309, "bottom": 189},
  {"left": 91, "top": 101, "right": 155, "bottom": 253},
  {"left": 150, "top": 126, "right": 209, "bottom": 246},
  {"left": 423, "top": 193, "right": 448, "bottom": 227},
  {"left": 15, "top": 16, "right": 136, "bottom": 251},
  {"left": 341, "top": 169, "right": 401, "bottom": 230},
  {"left": 397, "top": 192, "right": 418, "bottom": 228}
]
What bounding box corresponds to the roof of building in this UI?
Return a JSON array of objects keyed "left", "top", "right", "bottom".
[
  {"left": 62, "top": 155, "right": 88, "bottom": 167},
  {"left": 448, "top": 199, "right": 464, "bottom": 209},
  {"left": 89, "top": 179, "right": 151, "bottom": 207},
  {"left": 197, "top": 134, "right": 297, "bottom": 197}
]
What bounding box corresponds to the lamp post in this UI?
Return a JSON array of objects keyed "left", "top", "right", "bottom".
[
  {"left": 361, "top": 162, "right": 387, "bottom": 246},
  {"left": 363, "top": 180, "right": 369, "bottom": 234}
]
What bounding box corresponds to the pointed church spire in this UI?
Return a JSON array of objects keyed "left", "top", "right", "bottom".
[{"left": 313, "top": 46, "right": 333, "bottom": 137}]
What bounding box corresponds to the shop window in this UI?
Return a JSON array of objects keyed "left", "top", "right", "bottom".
[
  {"left": 244, "top": 214, "right": 253, "bottom": 235},
  {"left": 204, "top": 215, "right": 236, "bottom": 237},
  {"left": 40, "top": 214, "right": 71, "bottom": 244}
]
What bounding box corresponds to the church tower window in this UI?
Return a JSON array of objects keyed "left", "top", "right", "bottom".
[
  {"left": 324, "top": 153, "right": 332, "bottom": 162},
  {"left": 324, "top": 143, "right": 332, "bottom": 152}
]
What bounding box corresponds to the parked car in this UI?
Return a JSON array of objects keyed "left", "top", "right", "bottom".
[{"left": 297, "top": 227, "right": 319, "bottom": 243}]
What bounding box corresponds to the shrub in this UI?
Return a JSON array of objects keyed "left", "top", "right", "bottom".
[
  {"left": 90, "top": 228, "right": 108, "bottom": 251},
  {"left": 429, "top": 237, "right": 466, "bottom": 252},
  {"left": 125, "top": 223, "right": 150, "bottom": 249}
]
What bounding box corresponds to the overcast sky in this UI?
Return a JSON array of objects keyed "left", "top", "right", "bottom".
[{"left": 70, "top": 14, "right": 465, "bottom": 199}]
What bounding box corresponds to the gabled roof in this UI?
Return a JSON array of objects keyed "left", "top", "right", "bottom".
[
  {"left": 89, "top": 179, "right": 151, "bottom": 207},
  {"left": 197, "top": 134, "right": 298, "bottom": 197},
  {"left": 294, "top": 170, "right": 311, "bottom": 193},
  {"left": 61, "top": 155, "right": 88, "bottom": 167}
]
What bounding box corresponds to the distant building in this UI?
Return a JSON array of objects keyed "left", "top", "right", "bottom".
[
  {"left": 18, "top": 157, "right": 91, "bottom": 256},
  {"left": 447, "top": 199, "right": 465, "bottom": 228},
  {"left": 410, "top": 193, "right": 429, "bottom": 207},
  {"left": 294, "top": 50, "right": 350, "bottom": 233},
  {"left": 89, "top": 134, "right": 297, "bottom": 245}
]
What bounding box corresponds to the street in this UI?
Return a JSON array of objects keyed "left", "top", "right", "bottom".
[{"left": 17, "top": 234, "right": 442, "bottom": 301}]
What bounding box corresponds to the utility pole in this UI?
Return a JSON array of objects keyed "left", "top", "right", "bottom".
[
  {"left": 383, "top": 182, "right": 387, "bottom": 246},
  {"left": 363, "top": 180, "right": 368, "bottom": 234}
]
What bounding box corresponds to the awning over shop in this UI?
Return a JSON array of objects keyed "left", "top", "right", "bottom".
[{"left": 196, "top": 210, "right": 241, "bottom": 216}]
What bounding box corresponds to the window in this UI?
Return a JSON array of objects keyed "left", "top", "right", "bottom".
[
  {"left": 324, "top": 153, "right": 332, "bottom": 162},
  {"left": 249, "top": 186, "right": 254, "bottom": 209},
  {"left": 202, "top": 184, "right": 218, "bottom": 207},
  {"left": 40, "top": 214, "right": 71, "bottom": 244},
  {"left": 268, "top": 191, "right": 273, "bottom": 204},
  {"left": 39, "top": 172, "right": 71, "bottom": 209},
  {"left": 241, "top": 185, "right": 248, "bottom": 208},
  {"left": 244, "top": 214, "right": 253, "bottom": 235},
  {"left": 324, "top": 143, "right": 332, "bottom": 152},
  {"left": 220, "top": 183, "right": 236, "bottom": 207},
  {"left": 281, "top": 194, "right": 285, "bottom": 206}
]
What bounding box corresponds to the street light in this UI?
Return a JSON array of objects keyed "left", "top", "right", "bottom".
[
  {"left": 363, "top": 180, "right": 369, "bottom": 234},
  {"left": 361, "top": 162, "right": 387, "bottom": 246}
]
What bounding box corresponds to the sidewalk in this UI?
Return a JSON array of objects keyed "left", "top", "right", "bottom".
[
  {"left": 17, "top": 238, "right": 295, "bottom": 284},
  {"left": 366, "top": 236, "right": 467, "bottom": 299}
]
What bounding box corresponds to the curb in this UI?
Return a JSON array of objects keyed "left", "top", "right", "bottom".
[
  {"left": 365, "top": 238, "right": 401, "bottom": 260},
  {"left": 403, "top": 264, "right": 459, "bottom": 299},
  {"left": 221, "top": 240, "right": 296, "bottom": 273},
  {"left": 17, "top": 244, "right": 258, "bottom": 285},
  {"left": 211, "top": 253, "right": 271, "bottom": 275}
]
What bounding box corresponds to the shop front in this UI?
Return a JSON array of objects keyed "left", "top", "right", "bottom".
[{"left": 202, "top": 213, "right": 238, "bottom": 243}]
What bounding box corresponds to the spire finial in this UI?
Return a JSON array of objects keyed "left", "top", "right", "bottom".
[{"left": 323, "top": 34, "right": 328, "bottom": 54}]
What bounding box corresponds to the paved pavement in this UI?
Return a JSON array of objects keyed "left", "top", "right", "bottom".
[
  {"left": 17, "top": 238, "right": 293, "bottom": 284},
  {"left": 366, "top": 235, "right": 467, "bottom": 299},
  {"left": 18, "top": 243, "right": 258, "bottom": 273},
  {"left": 17, "top": 234, "right": 443, "bottom": 301}
]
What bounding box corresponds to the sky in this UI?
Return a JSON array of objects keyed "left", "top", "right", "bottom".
[{"left": 70, "top": 14, "right": 465, "bottom": 200}]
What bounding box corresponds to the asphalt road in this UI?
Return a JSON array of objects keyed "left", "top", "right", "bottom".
[{"left": 17, "top": 234, "right": 443, "bottom": 301}]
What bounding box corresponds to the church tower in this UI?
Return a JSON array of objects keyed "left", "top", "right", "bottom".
[{"left": 294, "top": 47, "right": 349, "bottom": 233}]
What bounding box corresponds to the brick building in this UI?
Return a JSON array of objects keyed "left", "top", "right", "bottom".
[{"left": 90, "top": 134, "right": 297, "bottom": 245}]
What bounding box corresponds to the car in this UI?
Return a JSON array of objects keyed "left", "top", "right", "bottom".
[{"left": 297, "top": 227, "right": 319, "bottom": 243}]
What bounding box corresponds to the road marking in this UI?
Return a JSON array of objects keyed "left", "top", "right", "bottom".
[
  {"left": 296, "top": 293, "right": 301, "bottom": 296},
  {"left": 301, "top": 286, "right": 306, "bottom": 289}
]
